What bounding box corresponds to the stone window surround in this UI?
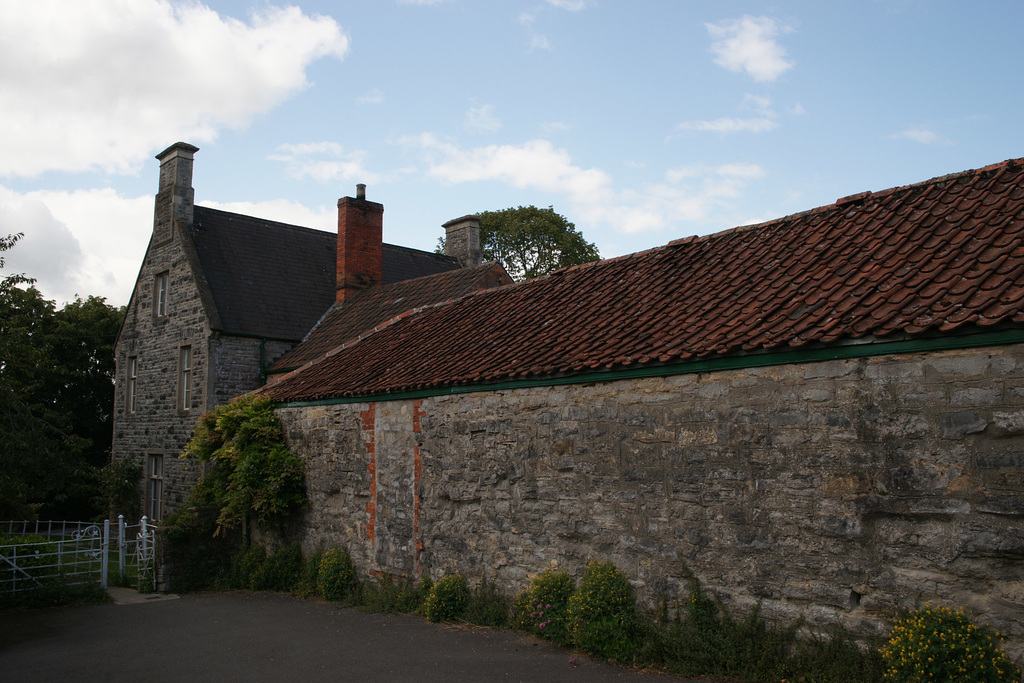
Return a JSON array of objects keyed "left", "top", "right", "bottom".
[
  {"left": 127, "top": 356, "right": 138, "bottom": 415},
  {"left": 146, "top": 453, "right": 164, "bottom": 522},
  {"left": 178, "top": 345, "right": 192, "bottom": 413},
  {"left": 154, "top": 270, "right": 169, "bottom": 318}
]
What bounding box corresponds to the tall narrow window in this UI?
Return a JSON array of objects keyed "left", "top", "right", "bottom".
[
  {"left": 147, "top": 454, "right": 164, "bottom": 522},
  {"left": 154, "top": 271, "right": 169, "bottom": 317},
  {"left": 178, "top": 345, "right": 192, "bottom": 412},
  {"left": 127, "top": 356, "right": 138, "bottom": 415}
]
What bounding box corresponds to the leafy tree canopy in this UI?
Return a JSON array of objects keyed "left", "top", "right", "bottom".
[
  {"left": 0, "top": 234, "right": 124, "bottom": 519},
  {"left": 479, "top": 206, "right": 600, "bottom": 280},
  {"left": 438, "top": 206, "right": 600, "bottom": 281}
]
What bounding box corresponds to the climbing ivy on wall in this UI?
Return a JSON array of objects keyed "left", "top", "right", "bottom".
[{"left": 181, "top": 395, "right": 306, "bottom": 536}]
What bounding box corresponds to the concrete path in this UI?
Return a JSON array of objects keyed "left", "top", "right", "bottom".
[{"left": 0, "top": 590, "right": 719, "bottom": 682}]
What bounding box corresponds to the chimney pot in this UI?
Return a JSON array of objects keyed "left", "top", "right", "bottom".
[{"left": 356, "top": 184, "right": 366, "bottom": 200}]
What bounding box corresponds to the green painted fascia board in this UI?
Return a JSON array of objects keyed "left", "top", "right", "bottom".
[{"left": 274, "top": 328, "right": 1024, "bottom": 409}]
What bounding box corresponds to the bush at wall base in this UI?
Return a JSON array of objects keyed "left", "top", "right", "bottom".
[
  {"left": 424, "top": 574, "right": 469, "bottom": 623},
  {"left": 880, "top": 605, "right": 1021, "bottom": 683}
]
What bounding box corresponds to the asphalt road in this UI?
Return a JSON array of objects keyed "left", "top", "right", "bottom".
[{"left": 0, "top": 591, "right": 718, "bottom": 682}]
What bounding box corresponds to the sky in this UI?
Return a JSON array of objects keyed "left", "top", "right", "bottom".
[{"left": 2, "top": 0, "right": 1023, "bottom": 308}]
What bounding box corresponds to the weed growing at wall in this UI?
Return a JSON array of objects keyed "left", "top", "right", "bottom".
[
  {"left": 360, "top": 573, "right": 432, "bottom": 614},
  {"left": 880, "top": 605, "right": 1020, "bottom": 682},
  {"left": 318, "top": 547, "right": 358, "bottom": 603},
  {"left": 163, "top": 506, "right": 238, "bottom": 592},
  {"left": 511, "top": 567, "right": 575, "bottom": 643},
  {"left": 424, "top": 573, "right": 469, "bottom": 623},
  {"left": 464, "top": 576, "right": 510, "bottom": 628},
  {"left": 181, "top": 395, "right": 306, "bottom": 538},
  {"left": 293, "top": 546, "right": 324, "bottom": 598}
]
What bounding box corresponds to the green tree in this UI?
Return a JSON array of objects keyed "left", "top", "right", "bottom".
[
  {"left": 439, "top": 206, "right": 600, "bottom": 280},
  {"left": 480, "top": 206, "right": 600, "bottom": 280},
  {"left": 0, "top": 234, "right": 123, "bottom": 519}
]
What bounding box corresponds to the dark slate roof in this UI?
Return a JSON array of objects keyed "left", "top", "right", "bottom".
[
  {"left": 189, "top": 206, "right": 461, "bottom": 340},
  {"left": 265, "top": 157, "right": 1024, "bottom": 403},
  {"left": 267, "top": 262, "right": 512, "bottom": 373}
]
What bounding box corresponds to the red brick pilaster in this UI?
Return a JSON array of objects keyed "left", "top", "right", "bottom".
[{"left": 362, "top": 403, "right": 376, "bottom": 544}]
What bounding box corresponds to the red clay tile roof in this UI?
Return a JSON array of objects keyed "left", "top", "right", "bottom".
[
  {"left": 267, "top": 261, "right": 511, "bottom": 373},
  {"left": 265, "top": 158, "right": 1024, "bottom": 403}
]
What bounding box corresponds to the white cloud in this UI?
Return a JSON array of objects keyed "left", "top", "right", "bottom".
[
  {"left": 892, "top": 128, "right": 942, "bottom": 144},
  {"left": 0, "top": 0, "right": 349, "bottom": 177},
  {"left": 396, "top": 0, "right": 450, "bottom": 4},
  {"left": 465, "top": 103, "right": 502, "bottom": 133},
  {"left": 418, "top": 135, "right": 611, "bottom": 204},
  {"left": 706, "top": 16, "right": 793, "bottom": 82},
  {"left": 675, "top": 95, "right": 780, "bottom": 135},
  {"left": 270, "top": 142, "right": 381, "bottom": 184},
  {"left": 358, "top": 89, "right": 385, "bottom": 105},
  {"left": 413, "top": 134, "right": 767, "bottom": 239},
  {"left": 519, "top": 9, "right": 558, "bottom": 51},
  {"left": 546, "top": 0, "right": 587, "bottom": 9},
  {"left": 0, "top": 186, "right": 153, "bottom": 306},
  {"left": 675, "top": 118, "right": 779, "bottom": 134}
]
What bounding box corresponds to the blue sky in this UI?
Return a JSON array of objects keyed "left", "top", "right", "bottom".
[{"left": 2, "top": 0, "right": 1023, "bottom": 306}]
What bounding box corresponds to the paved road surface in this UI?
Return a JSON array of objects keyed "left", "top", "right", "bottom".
[{"left": 0, "top": 590, "right": 719, "bottom": 682}]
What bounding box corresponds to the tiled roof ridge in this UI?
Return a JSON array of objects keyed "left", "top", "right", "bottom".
[{"left": 666, "top": 156, "right": 1024, "bottom": 248}]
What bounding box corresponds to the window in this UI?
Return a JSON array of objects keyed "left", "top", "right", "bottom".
[
  {"left": 154, "top": 271, "right": 169, "bottom": 317},
  {"left": 178, "top": 346, "right": 192, "bottom": 412},
  {"left": 146, "top": 454, "right": 164, "bottom": 522},
  {"left": 127, "top": 356, "right": 138, "bottom": 415}
]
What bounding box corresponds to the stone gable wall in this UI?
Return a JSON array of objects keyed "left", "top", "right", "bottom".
[
  {"left": 114, "top": 228, "right": 302, "bottom": 519},
  {"left": 113, "top": 229, "right": 210, "bottom": 517},
  {"left": 278, "top": 343, "right": 1024, "bottom": 656}
]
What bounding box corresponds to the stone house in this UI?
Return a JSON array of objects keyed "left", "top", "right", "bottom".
[
  {"left": 263, "top": 158, "right": 1024, "bottom": 654},
  {"left": 112, "top": 142, "right": 510, "bottom": 521}
]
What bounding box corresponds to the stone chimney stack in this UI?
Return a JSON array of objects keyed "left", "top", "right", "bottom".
[
  {"left": 153, "top": 142, "right": 199, "bottom": 244},
  {"left": 337, "top": 185, "right": 384, "bottom": 303},
  {"left": 443, "top": 214, "right": 482, "bottom": 268}
]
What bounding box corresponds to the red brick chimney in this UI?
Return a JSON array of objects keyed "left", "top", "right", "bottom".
[{"left": 336, "top": 184, "right": 384, "bottom": 302}]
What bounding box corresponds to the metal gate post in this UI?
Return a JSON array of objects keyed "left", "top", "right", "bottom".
[
  {"left": 118, "top": 515, "right": 126, "bottom": 578},
  {"left": 101, "top": 519, "right": 110, "bottom": 589}
]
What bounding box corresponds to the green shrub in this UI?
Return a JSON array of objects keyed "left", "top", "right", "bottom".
[
  {"left": 567, "top": 561, "right": 641, "bottom": 661},
  {"left": 319, "top": 547, "right": 357, "bottom": 602},
  {"left": 253, "top": 544, "right": 303, "bottom": 592},
  {"left": 464, "top": 577, "right": 510, "bottom": 628},
  {"left": 880, "top": 605, "right": 1020, "bottom": 683},
  {"left": 511, "top": 567, "right": 576, "bottom": 643},
  {"left": 424, "top": 573, "right": 469, "bottom": 623},
  {"left": 293, "top": 546, "right": 323, "bottom": 598},
  {"left": 230, "top": 545, "right": 267, "bottom": 590}
]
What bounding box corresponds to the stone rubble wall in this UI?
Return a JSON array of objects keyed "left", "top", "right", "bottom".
[{"left": 277, "top": 343, "right": 1024, "bottom": 656}]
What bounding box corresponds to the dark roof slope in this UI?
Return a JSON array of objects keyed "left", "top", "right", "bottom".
[
  {"left": 266, "top": 157, "right": 1024, "bottom": 403},
  {"left": 267, "top": 262, "right": 511, "bottom": 373},
  {"left": 189, "top": 206, "right": 461, "bottom": 340}
]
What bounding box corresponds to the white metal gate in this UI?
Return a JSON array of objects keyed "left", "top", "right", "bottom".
[{"left": 1, "top": 516, "right": 156, "bottom": 594}]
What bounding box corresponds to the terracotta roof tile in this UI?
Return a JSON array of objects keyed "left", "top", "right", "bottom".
[{"left": 266, "top": 158, "right": 1024, "bottom": 403}]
